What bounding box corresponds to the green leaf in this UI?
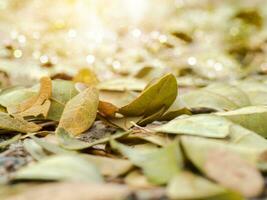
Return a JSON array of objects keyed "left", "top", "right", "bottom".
[
  {"left": 217, "top": 106, "right": 267, "bottom": 137},
  {"left": 154, "top": 114, "right": 232, "bottom": 138},
  {"left": 228, "top": 124, "right": 267, "bottom": 150},
  {"left": 111, "top": 140, "right": 183, "bottom": 184},
  {"left": 180, "top": 90, "right": 238, "bottom": 111},
  {"left": 47, "top": 80, "right": 79, "bottom": 121},
  {"left": 31, "top": 136, "right": 72, "bottom": 154},
  {"left": 0, "top": 87, "right": 36, "bottom": 110},
  {"left": 0, "top": 112, "right": 41, "bottom": 133},
  {"left": 14, "top": 154, "right": 103, "bottom": 182},
  {"left": 205, "top": 83, "right": 251, "bottom": 108},
  {"left": 57, "top": 86, "right": 99, "bottom": 136},
  {"left": 119, "top": 73, "right": 178, "bottom": 117},
  {"left": 23, "top": 139, "right": 47, "bottom": 161}
]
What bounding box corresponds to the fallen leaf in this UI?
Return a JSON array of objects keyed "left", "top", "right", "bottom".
[
  {"left": 97, "top": 77, "right": 146, "bottom": 92},
  {"left": 47, "top": 80, "right": 79, "bottom": 121},
  {"left": 4, "top": 182, "right": 130, "bottom": 200},
  {"left": 23, "top": 139, "right": 47, "bottom": 161},
  {"left": 14, "top": 154, "right": 103, "bottom": 182},
  {"left": 111, "top": 140, "right": 183, "bottom": 184},
  {"left": 217, "top": 106, "right": 267, "bottom": 137},
  {"left": 0, "top": 112, "right": 41, "bottom": 133},
  {"left": 82, "top": 154, "right": 132, "bottom": 177},
  {"left": 204, "top": 149, "right": 264, "bottom": 198},
  {"left": 73, "top": 68, "right": 99, "bottom": 86},
  {"left": 31, "top": 136, "right": 72, "bottom": 154},
  {"left": 10, "top": 77, "right": 52, "bottom": 118},
  {"left": 167, "top": 171, "right": 234, "bottom": 200},
  {"left": 98, "top": 101, "right": 118, "bottom": 118},
  {"left": 154, "top": 114, "right": 232, "bottom": 138},
  {"left": 0, "top": 87, "right": 36, "bottom": 110},
  {"left": 119, "top": 73, "right": 178, "bottom": 117},
  {"left": 57, "top": 86, "right": 99, "bottom": 136},
  {"left": 180, "top": 90, "right": 238, "bottom": 111}
]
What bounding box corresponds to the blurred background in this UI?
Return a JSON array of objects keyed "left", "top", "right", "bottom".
[{"left": 1, "top": 0, "right": 267, "bottom": 86}]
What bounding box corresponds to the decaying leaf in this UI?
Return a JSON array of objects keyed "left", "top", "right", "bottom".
[
  {"left": 98, "top": 101, "right": 118, "bottom": 118},
  {"left": 181, "top": 136, "right": 264, "bottom": 197},
  {"left": 57, "top": 86, "right": 99, "bottom": 136},
  {"left": 14, "top": 154, "right": 103, "bottom": 182},
  {"left": 204, "top": 149, "right": 264, "bottom": 198},
  {"left": 0, "top": 112, "right": 41, "bottom": 133},
  {"left": 111, "top": 140, "right": 183, "bottom": 184},
  {"left": 119, "top": 73, "right": 178, "bottom": 117},
  {"left": 9, "top": 77, "right": 52, "bottom": 118}
]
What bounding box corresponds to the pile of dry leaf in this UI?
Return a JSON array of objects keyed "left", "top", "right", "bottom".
[
  {"left": 0, "top": 72, "right": 267, "bottom": 200},
  {"left": 2, "top": 0, "right": 267, "bottom": 200}
]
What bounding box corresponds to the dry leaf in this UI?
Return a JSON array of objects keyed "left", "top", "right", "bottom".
[
  {"left": 204, "top": 149, "right": 264, "bottom": 198},
  {"left": 57, "top": 86, "right": 99, "bottom": 136},
  {"left": 4, "top": 182, "right": 130, "bottom": 200},
  {"left": 73, "top": 68, "right": 100, "bottom": 86},
  {"left": 10, "top": 77, "right": 52, "bottom": 118},
  {"left": 119, "top": 73, "right": 178, "bottom": 117},
  {"left": 0, "top": 112, "right": 41, "bottom": 133}
]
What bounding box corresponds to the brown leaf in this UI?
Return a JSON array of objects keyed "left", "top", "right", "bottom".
[
  {"left": 10, "top": 77, "right": 52, "bottom": 118},
  {"left": 204, "top": 149, "right": 264, "bottom": 198},
  {"left": 98, "top": 101, "right": 118, "bottom": 118}
]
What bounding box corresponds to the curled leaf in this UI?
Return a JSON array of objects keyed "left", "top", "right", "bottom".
[
  {"left": 119, "top": 73, "right": 178, "bottom": 117},
  {"left": 0, "top": 112, "right": 41, "bottom": 133},
  {"left": 10, "top": 77, "right": 52, "bottom": 118}
]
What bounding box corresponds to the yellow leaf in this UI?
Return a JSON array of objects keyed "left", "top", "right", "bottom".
[
  {"left": 57, "top": 87, "right": 99, "bottom": 136},
  {"left": 73, "top": 68, "right": 99, "bottom": 86}
]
